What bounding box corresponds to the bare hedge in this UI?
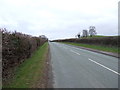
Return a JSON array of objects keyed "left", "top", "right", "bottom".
[
  {"left": 53, "top": 36, "right": 119, "bottom": 47},
  {"left": 1, "top": 28, "right": 48, "bottom": 81}
]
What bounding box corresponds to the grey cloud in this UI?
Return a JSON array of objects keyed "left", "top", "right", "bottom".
[{"left": 0, "top": 0, "right": 119, "bottom": 40}]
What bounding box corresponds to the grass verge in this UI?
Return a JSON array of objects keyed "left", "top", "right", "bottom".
[
  {"left": 62, "top": 42, "right": 119, "bottom": 54},
  {"left": 3, "top": 42, "right": 48, "bottom": 88}
]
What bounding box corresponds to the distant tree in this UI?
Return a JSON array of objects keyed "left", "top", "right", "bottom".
[
  {"left": 78, "top": 34, "right": 80, "bottom": 38},
  {"left": 39, "top": 35, "right": 48, "bottom": 40},
  {"left": 89, "top": 26, "right": 97, "bottom": 37},
  {"left": 76, "top": 33, "right": 80, "bottom": 38},
  {"left": 82, "top": 30, "right": 88, "bottom": 37},
  {"left": 39, "top": 35, "right": 47, "bottom": 39}
]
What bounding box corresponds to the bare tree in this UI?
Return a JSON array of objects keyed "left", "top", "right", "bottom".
[
  {"left": 82, "top": 30, "right": 88, "bottom": 37},
  {"left": 89, "top": 26, "right": 97, "bottom": 37},
  {"left": 39, "top": 35, "right": 48, "bottom": 40}
]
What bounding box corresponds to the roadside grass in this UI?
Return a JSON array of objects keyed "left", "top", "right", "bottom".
[
  {"left": 3, "top": 42, "right": 48, "bottom": 88},
  {"left": 62, "top": 42, "right": 119, "bottom": 54}
]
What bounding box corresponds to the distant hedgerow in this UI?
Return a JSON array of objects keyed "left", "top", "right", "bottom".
[{"left": 52, "top": 36, "right": 119, "bottom": 47}]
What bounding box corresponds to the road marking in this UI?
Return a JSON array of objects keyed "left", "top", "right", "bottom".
[
  {"left": 70, "top": 50, "right": 81, "bottom": 55},
  {"left": 63, "top": 47, "right": 67, "bottom": 49},
  {"left": 88, "top": 58, "right": 120, "bottom": 75},
  {"left": 64, "top": 44, "right": 82, "bottom": 51}
]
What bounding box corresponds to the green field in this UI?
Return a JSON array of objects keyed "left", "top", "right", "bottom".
[
  {"left": 3, "top": 42, "right": 48, "bottom": 88},
  {"left": 63, "top": 42, "right": 119, "bottom": 54}
]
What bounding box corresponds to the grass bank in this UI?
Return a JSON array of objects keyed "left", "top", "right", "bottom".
[
  {"left": 62, "top": 42, "right": 119, "bottom": 54},
  {"left": 3, "top": 42, "right": 48, "bottom": 88}
]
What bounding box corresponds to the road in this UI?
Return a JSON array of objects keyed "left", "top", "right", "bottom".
[{"left": 49, "top": 42, "right": 119, "bottom": 88}]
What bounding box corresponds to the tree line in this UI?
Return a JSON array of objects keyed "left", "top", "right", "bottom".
[{"left": 76, "top": 26, "right": 97, "bottom": 38}]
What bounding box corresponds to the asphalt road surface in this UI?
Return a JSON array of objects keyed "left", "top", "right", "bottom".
[{"left": 49, "top": 42, "right": 119, "bottom": 88}]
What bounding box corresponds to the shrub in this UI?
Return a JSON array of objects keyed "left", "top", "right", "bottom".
[{"left": 1, "top": 28, "right": 48, "bottom": 81}]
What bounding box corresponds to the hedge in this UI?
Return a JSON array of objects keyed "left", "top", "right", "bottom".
[
  {"left": 52, "top": 36, "right": 119, "bottom": 47},
  {"left": 1, "top": 28, "right": 48, "bottom": 82}
]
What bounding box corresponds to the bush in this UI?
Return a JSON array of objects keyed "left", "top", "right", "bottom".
[{"left": 1, "top": 28, "right": 48, "bottom": 81}]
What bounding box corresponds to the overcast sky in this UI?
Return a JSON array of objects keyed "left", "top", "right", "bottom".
[{"left": 0, "top": 0, "right": 119, "bottom": 40}]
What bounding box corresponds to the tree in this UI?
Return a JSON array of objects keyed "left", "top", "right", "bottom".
[
  {"left": 78, "top": 34, "right": 80, "bottom": 38},
  {"left": 82, "top": 30, "right": 88, "bottom": 37},
  {"left": 76, "top": 33, "right": 80, "bottom": 38},
  {"left": 89, "top": 26, "right": 97, "bottom": 37}
]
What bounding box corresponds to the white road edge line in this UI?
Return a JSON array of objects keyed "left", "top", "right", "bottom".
[
  {"left": 88, "top": 58, "right": 120, "bottom": 75},
  {"left": 70, "top": 50, "right": 81, "bottom": 55}
]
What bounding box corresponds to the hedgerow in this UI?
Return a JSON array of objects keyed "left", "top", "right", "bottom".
[
  {"left": 52, "top": 36, "right": 119, "bottom": 47},
  {"left": 1, "top": 28, "right": 48, "bottom": 82}
]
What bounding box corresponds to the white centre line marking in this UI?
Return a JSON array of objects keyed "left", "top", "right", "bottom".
[
  {"left": 88, "top": 58, "right": 120, "bottom": 75},
  {"left": 70, "top": 50, "right": 81, "bottom": 55}
]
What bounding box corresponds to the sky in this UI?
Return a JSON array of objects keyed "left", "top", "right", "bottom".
[{"left": 0, "top": 0, "right": 119, "bottom": 40}]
